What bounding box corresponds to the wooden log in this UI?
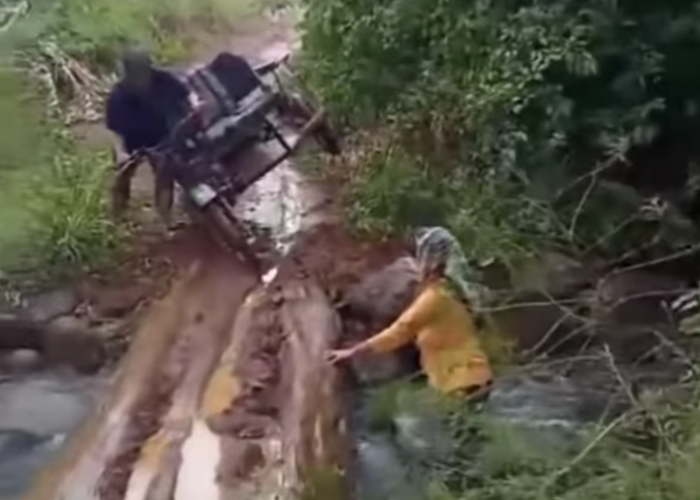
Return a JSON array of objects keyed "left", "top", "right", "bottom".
[
  {"left": 0, "top": 314, "right": 46, "bottom": 351},
  {"left": 208, "top": 279, "right": 350, "bottom": 499},
  {"left": 144, "top": 278, "right": 350, "bottom": 500},
  {"left": 21, "top": 273, "right": 348, "bottom": 500},
  {"left": 277, "top": 280, "right": 350, "bottom": 499}
]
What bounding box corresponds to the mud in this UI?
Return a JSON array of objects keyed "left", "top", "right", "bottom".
[
  {"left": 275, "top": 224, "right": 407, "bottom": 300},
  {"left": 22, "top": 229, "right": 257, "bottom": 500},
  {"left": 20, "top": 212, "right": 395, "bottom": 500},
  {"left": 16, "top": 16, "right": 407, "bottom": 499},
  {"left": 198, "top": 277, "right": 349, "bottom": 499}
]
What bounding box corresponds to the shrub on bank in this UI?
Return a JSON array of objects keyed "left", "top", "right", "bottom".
[{"left": 299, "top": 0, "right": 700, "bottom": 266}]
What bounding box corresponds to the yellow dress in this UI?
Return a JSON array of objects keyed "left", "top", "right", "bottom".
[{"left": 365, "top": 281, "right": 492, "bottom": 394}]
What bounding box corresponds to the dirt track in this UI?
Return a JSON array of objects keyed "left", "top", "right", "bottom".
[
  {"left": 21, "top": 211, "right": 406, "bottom": 499},
  {"left": 19, "top": 10, "right": 409, "bottom": 498}
]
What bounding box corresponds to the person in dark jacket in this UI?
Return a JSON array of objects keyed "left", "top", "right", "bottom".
[{"left": 106, "top": 47, "right": 200, "bottom": 227}]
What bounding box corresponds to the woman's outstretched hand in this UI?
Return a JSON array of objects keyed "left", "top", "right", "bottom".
[{"left": 327, "top": 347, "right": 358, "bottom": 365}]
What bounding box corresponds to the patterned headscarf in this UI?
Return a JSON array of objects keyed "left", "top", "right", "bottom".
[{"left": 414, "top": 227, "right": 489, "bottom": 308}]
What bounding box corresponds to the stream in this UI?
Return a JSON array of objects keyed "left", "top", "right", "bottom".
[
  {"left": 0, "top": 372, "right": 106, "bottom": 498},
  {"left": 350, "top": 372, "right": 626, "bottom": 500}
]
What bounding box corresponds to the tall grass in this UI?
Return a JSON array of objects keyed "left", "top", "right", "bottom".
[
  {"left": 27, "top": 148, "right": 120, "bottom": 273},
  {"left": 0, "top": 70, "right": 53, "bottom": 268}
]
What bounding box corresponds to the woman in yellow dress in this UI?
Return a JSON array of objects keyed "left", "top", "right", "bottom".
[{"left": 329, "top": 227, "right": 493, "bottom": 398}]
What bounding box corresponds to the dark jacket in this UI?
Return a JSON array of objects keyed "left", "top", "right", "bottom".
[{"left": 105, "top": 69, "right": 189, "bottom": 153}]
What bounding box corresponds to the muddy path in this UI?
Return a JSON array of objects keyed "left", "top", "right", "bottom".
[
  {"left": 21, "top": 214, "right": 406, "bottom": 500},
  {"left": 20, "top": 223, "right": 397, "bottom": 500},
  {"left": 15, "top": 8, "right": 409, "bottom": 498}
]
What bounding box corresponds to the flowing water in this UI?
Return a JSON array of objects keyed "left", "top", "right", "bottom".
[
  {"left": 0, "top": 372, "right": 106, "bottom": 498},
  {"left": 350, "top": 373, "right": 623, "bottom": 500}
]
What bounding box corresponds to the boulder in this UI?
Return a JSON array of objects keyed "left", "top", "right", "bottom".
[
  {"left": 591, "top": 270, "right": 685, "bottom": 361},
  {"left": 510, "top": 252, "right": 597, "bottom": 298},
  {"left": 45, "top": 316, "right": 105, "bottom": 374},
  {"left": 593, "top": 270, "right": 683, "bottom": 327},
  {"left": 20, "top": 289, "right": 79, "bottom": 323},
  {"left": 0, "top": 314, "right": 45, "bottom": 351},
  {"left": 88, "top": 285, "right": 146, "bottom": 318},
  {"left": 342, "top": 257, "right": 419, "bottom": 327},
  {"left": 350, "top": 349, "right": 418, "bottom": 386},
  {"left": 341, "top": 258, "right": 421, "bottom": 385},
  {"left": 1, "top": 349, "right": 43, "bottom": 373}
]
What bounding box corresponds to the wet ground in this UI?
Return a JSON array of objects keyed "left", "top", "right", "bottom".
[
  {"left": 17, "top": 156, "right": 373, "bottom": 500},
  {"left": 12, "top": 54, "right": 360, "bottom": 495}
]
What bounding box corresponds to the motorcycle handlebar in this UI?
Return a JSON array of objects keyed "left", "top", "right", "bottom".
[{"left": 114, "top": 108, "right": 203, "bottom": 176}]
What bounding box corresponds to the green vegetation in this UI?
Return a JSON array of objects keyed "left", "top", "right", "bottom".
[
  {"left": 299, "top": 0, "right": 700, "bottom": 497},
  {"left": 300, "top": 0, "right": 700, "bottom": 267},
  {"left": 0, "top": 0, "right": 271, "bottom": 276}
]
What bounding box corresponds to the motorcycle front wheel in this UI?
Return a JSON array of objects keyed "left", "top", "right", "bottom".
[{"left": 202, "top": 198, "right": 261, "bottom": 272}]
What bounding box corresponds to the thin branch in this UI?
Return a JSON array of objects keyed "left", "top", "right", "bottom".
[
  {"left": 608, "top": 243, "right": 700, "bottom": 278},
  {"left": 603, "top": 344, "right": 638, "bottom": 406},
  {"left": 555, "top": 159, "right": 618, "bottom": 202},
  {"left": 543, "top": 412, "right": 626, "bottom": 490},
  {"left": 537, "top": 322, "right": 594, "bottom": 360},
  {"left": 568, "top": 173, "right": 599, "bottom": 242},
  {"left": 604, "top": 343, "right": 667, "bottom": 444},
  {"left": 524, "top": 311, "right": 573, "bottom": 357},
  {"left": 610, "top": 287, "right": 692, "bottom": 309},
  {"left": 479, "top": 297, "right": 584, "bottom": 313},
  {"left": 649, "top": 328, "right": 697, "bottom": 376},
  {"left": 582, "top": 213, "right": 644, "bottom": 256}
]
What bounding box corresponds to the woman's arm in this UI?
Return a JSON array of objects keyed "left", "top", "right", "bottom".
[
  {"left": 365, "top": 286, "right": 440, "bottom": 353},
  {"left": 329, "top": 286, "right": 441, "bottom": 364}
]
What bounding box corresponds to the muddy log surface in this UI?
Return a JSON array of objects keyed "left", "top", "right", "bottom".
[
  {"left": 202, "top": 278, "right": 349, "bottom": 499},
  {"left": 21, "top": 226, "right": 358, "bottom": 500}
]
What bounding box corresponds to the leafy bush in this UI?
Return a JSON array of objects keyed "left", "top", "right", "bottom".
[
  {"left": 300, "top": 0, "right": 700, "bottom": 263},
  {"left": 343, "top": 135, "right": 566, "bottom": 266}
]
